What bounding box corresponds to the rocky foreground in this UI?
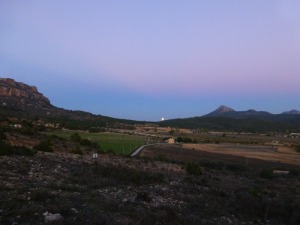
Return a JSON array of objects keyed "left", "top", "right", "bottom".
[{"left": 1, "top": 150, "right": 300, "bottom": 225}]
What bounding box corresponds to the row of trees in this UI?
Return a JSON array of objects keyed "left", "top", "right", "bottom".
[{"left": 176, "top": 136, "right": 198, "bottom": 143}]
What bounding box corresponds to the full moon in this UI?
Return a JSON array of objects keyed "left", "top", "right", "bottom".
[{"left": 161, "top": 118, "right": 165, "bottom": 121}]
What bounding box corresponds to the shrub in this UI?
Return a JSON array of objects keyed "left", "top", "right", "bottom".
[
  {"left": 70, "top": 133, "right": 99, "bottom": 148},
  {"left": 185, "top": 162, "right": 203, "bottom": 176},
  {"left": 176, "top": 137, "right": 184, "bottom": 142},
  {"left": 289, "top": 168, "right": 300, "bottom": 176},
  {"left": 80, "top": 138, "right": 92, "bottom": 146},
  {"left": 199, "top": 160, "right": 224, "bottom": 170},
  {"left": 106, "top": 149, "right": 115, "bottom": 155},
  {"left": 0, "top": 128, "right": 6, "bottom": 141},
  {"left": 260, "top": 169, "right": 273, "bottom": 179},
  {"left": 71, "top": 147, "right": 83, "bottom": 155},
  {"left": 0, "top": 141, "right": 10, "bottom": 156},
  {"left": 136, "top": 191, "right": 152, "bottom": 202},
  {"left": 225, "top": 163, "right": 247, "bottom": 172},
  {"left": 71, "top": 133, "right": 81, "bottom": 143},
  {"left": 176, "top": 137, "right": 198, "bottom": 143},
  {"left": 155, "top": 154, "right": 169, "bottom": 162},
  {"left": 20, "top": 126, "right": 35, "bottom": 135},
  {"left": 0, "top": 142, "right": 36, "bottom": 156},
  {"left": 31, "top": 189, "right": 55, "bottom": 202},
  {"left": 33, "top": 140, "right": 53, "bottom": 152},
  {"left": 14, "top": 146, "right": 36, "bottom": 156}
]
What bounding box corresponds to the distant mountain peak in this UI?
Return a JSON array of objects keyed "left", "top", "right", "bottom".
[
  {"left": 203, "top": 105, "right": 235, "bottom": 117},
  {"left": 216, "top": 105, "right": 235, "bottom": 113},
  {"left": 282, "top": 110, "right": 300, "bottom": 115},
  {"left": 247, "top": 109, "right": 257, "bottom": 112}
]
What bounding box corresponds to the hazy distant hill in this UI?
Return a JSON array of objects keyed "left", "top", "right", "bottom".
[
  {"left": 203, "top": 105, "right": 300, "bottom": 121},
  {"left": 203, "top": 105, "right": 274, "bottom": 120},
  {"left": 160, "top": 105, "right": 300, "bottom": 132},
  {"left": 282, "top": 110, "right": 300, "bottom": 115}
]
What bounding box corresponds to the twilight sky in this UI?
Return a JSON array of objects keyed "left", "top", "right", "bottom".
[{"left": 1, "top": 1, "right": 300, "bottom": 121}]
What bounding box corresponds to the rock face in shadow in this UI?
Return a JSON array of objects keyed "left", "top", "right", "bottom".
[
  {"left": 0, "top": 78, "right": 50, "bottom": 105},
  {"left": 0, "top": 78, "right": 56, "bottom": 116},
  {"left": 0, "top": 77, "right": 108, "bottom": 122}
]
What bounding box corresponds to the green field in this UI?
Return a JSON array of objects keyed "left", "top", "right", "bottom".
[{"left": 45, "top": 131, "right": 146, "bottom": 154}]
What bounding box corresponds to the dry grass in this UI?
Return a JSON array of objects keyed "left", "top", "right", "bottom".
[{"left": 183, "top": 143, "right": 300, "bottom": 165}]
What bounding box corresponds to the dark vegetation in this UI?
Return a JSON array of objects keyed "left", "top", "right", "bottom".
[
  {"left": 185, "top": 162, "right": 203, "bottom": 176},
  {"left": 0, "top": 143, "right": 36, "bottom": 156},
  {"left": 295, "top": 145, "right": 300, "bottom": 153},
  {"left": 1, "top": 96, "right": 300, "bottom": 133},
  {"left": 176, "top": 136, "right": 198, "bottom": 143},
  {"left": 0, "top": 128, "right": 36, "bottom": 156},
  {"left": 160, "top": 116, "right": 300, "bottom": 132},
  {"left": 0, "top": 105, "right": 142, "bottom": 131},
  {"left": 33, "top": 140, "right": 53, "bottom": 152}
]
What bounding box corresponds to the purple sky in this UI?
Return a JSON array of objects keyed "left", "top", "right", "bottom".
[{"left": 1, "top": 1, "right": 300, "bottom": 121}]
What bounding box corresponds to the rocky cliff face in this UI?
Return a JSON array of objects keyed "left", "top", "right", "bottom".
[
  {"left": 0, "top": 78, "right": 97, "bottom": 119},
  {"left": 0, "top": 78, "right": 50, "bottom": 105},
  {"left": 0, "top": 78, "right": 54, "bottom": 114}
]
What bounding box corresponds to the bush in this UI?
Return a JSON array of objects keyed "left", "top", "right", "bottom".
[
  {"left": 70, "top": 133, "right": 99, "bottom": 148},
  {"left": 0, "top": 141, "right": 10, "bottom": 156},
  {"left": 80, "top": 139, "right": 99, "bottom": 148},
  {"left": 199, "top": 160, "right": 224, "bottom": 170},
  {"left": 14, "top": 146, "right": 36, "bottom": 156},
  {"left": 31, "top": 189, "right": 55, "bottom": 202},
  {"left": 176, "top": 137, "right": 198, "bottom": 143},
  {"left": 0, "top": 128, "right": 6, "bottom": 141},
  {"left": 71, "top": 147, "right": 83, "bottom": 155},
  {"left": 155, "top": 154, "right": 169, "bottom": 162},
  {"left": 33, "top": 140, "right": 53, "bottom": 152},
  {"left": 289, "top": 168, "right": 300, "bottom": 176},
  {"left": 260, "top": 169, "right": 273, "bottom": 179},
  {"left": 0, "top": 142, "right": 36, "bottom": 156},
  {"left": 185, "top": 162, "right": 203, "bottom": 176},
  {"left": 71, "top": 133, "right": 82, "bottom": 143},
  {"left": 176, "top": 137, "right": 183, "bottom": 142}
]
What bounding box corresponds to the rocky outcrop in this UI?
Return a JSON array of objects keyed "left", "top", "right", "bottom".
[
  {"left": 0, "top": 77, "right": 100, "bottom": 119},
  {"left": 0, "top": 78, "right": 50, "bottom": 104}
]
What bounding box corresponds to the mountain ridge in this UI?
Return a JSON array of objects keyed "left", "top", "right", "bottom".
[
  {"left": 204, "top": 105, "right": 299, "bottom": 118},
  {"left": 160, "top": 105, "right": 300, "bottom": 132},
  {"left": 1, "top": 78, "right": 299, "bottom": 132},
  {"left": 282, "top": 110, "right": 300, "bottom": 115}
]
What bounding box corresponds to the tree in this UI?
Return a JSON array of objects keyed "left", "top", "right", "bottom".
[{"left": 71, "top": 133, "right": 82, "bottom": 143}]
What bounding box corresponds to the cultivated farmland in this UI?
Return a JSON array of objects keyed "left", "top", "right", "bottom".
[{"left": 45, "top": 131, "right": 146, "bottom": 154}]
